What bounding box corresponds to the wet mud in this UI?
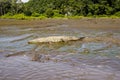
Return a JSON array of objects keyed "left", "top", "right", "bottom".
[{"left": 0, "top": 19, "right": 120, "bottom": 80}]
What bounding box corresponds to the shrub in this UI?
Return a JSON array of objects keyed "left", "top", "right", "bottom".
[
  {"left": 1, "top": 13, "right": 13, "bottom": 19},
  {"left": 45, "top": 8, "right": 54, "bottom": 18},
  {"left": 53, "top": 10, "right": 64, "bottom": 17},
  {"left": 114, "top": 11, "right": 120, "bottom": 17},
  {"left": 32, "top": 12, "right": 40, "bottom": 17},
  {"left": 12, "top": 14, "right": 26, "bottom": 20},
  {"left": 24, "top": 11, "right": 32, "bottom": 16}
]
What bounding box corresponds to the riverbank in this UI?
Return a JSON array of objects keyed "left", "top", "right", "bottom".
[
  {"left": 0, "top": 18, "right": 120, "bottom": 29},
  {"left": 0, "top": 18, "right": 120, "bottom": 37},
  {"left": 0, "top": 13, "right": 120, "bottom": 20}
]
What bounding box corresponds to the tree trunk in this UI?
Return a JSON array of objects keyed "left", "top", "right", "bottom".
[{"left": 0, "top": 7, "right": 3, "bottom": 15}]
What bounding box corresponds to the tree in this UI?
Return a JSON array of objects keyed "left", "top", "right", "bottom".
[
  {"left": 0, "top": 0, "right": 11, "bottom": 15},
  {"left": 0, "top": 0, "right": 120, "bottom": 17}
]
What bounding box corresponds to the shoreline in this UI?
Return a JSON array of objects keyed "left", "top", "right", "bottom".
[
  {"left": 0, "top": 14, "right": 120, "bottom": 21},
  {"left": 0, "top": 18, "right": 120, "bottom": 29}
]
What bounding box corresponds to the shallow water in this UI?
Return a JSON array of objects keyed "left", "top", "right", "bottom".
[{"left": 0, "top": 20, "right": 120, "bottom": 80}]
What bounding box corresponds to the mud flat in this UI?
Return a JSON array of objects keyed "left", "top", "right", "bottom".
[{"left": 0, "top": 18, "right": 120, "bottom": 29}]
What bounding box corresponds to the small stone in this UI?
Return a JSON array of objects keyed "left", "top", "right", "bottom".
[{"left": 31, "top": 53, "right": 40, "bottom": 61}]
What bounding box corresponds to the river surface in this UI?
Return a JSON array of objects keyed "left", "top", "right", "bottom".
[{"left": 0, "top": 19, "right": 120, "bottom": 80}]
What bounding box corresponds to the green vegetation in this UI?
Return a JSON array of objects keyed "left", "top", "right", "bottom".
[{"left": 0, "top": 0, "right": 120, "bottom": 19}]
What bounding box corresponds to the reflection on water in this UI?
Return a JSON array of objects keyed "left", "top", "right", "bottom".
[{"left": 0, "top": 23, "right": 120, "bottom": 80}]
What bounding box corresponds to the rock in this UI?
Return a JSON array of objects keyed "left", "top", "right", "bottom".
[
  {"left": 31, "top": 54, "right": 51, "bottom": 62},
  {"left": 31, "top": 53, "right": 40, "bottom": 61},
  {"left": 28, "top": 36, "right": 85, "bottom": 44},
  {"left": 5, "top": 51, "right": 26, "bottom": 57}
]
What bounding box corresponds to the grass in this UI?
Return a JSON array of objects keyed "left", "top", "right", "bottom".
[
  {"left": 0, "top": 13, "right": 47, "bottom": 20},
  {"left": 0, "top": 13, "right": 120, "bottom": 20}
]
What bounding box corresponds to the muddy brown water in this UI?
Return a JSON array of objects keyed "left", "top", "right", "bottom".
[{"left": 0, "top": 19, "right": 120, "bottom": 80}]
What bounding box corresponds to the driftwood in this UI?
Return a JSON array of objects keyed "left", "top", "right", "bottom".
[{"left": 28, "top": 36, "right": 85, "bottom": 44}]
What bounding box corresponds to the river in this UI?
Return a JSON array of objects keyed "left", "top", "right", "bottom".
[{"left": 0, "top": 19, "right": 120, "bottom": 80}]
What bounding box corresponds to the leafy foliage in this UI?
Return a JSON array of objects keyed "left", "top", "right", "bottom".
[{"left": 0, "top": 0, "right": 120, "bottom": 18}]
